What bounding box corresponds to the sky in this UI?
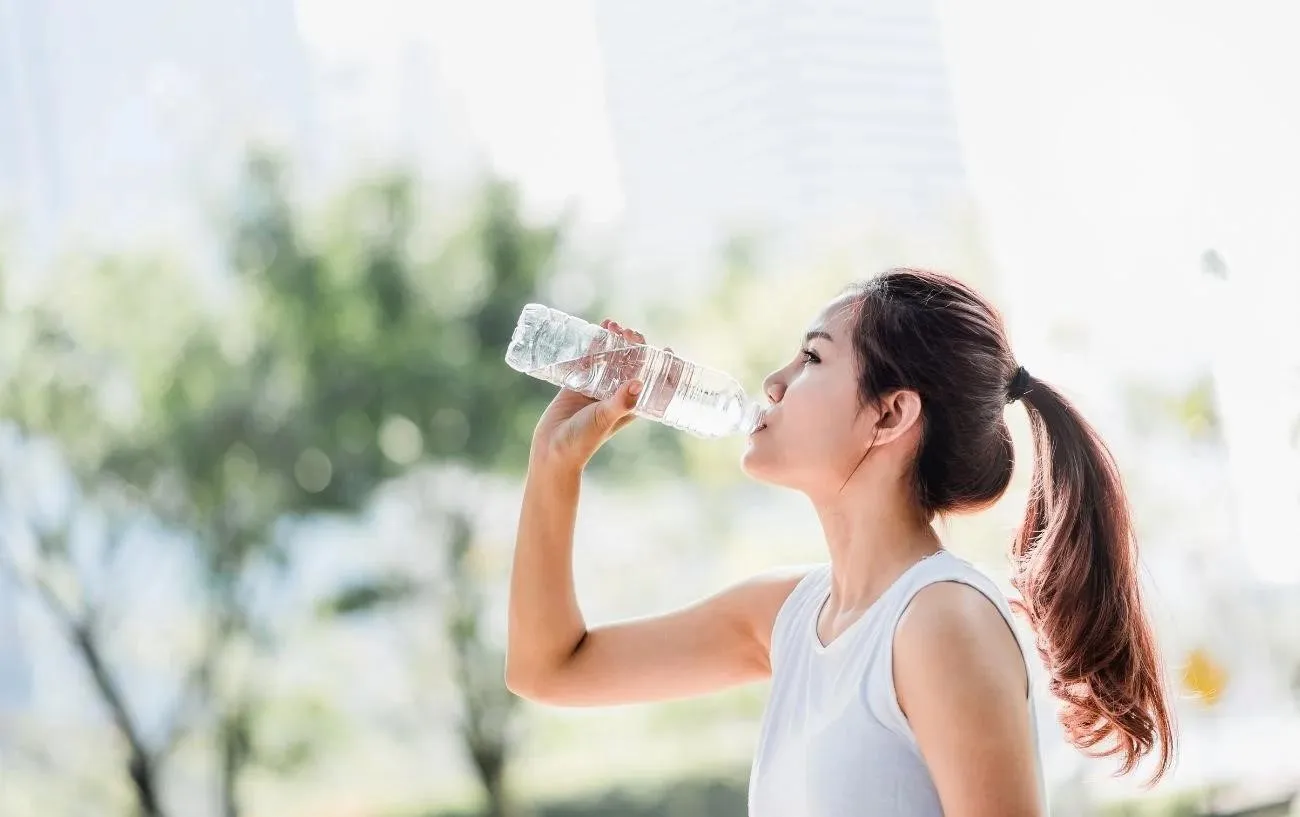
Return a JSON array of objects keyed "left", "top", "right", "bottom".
[
  {"left": 295, "top": 0, "right": 623, "bottom": 223},
  {"left": 293, "top": 0, "right": 1299, "bottom": 331}
]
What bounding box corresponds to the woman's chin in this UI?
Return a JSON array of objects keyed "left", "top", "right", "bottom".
[{"left": 740, "top": 447, "right": 777, "bottom": 483}]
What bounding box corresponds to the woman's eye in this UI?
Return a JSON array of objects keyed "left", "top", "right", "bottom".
[{"left": 801, "top": 349, "right": 821, "bottom": 365}]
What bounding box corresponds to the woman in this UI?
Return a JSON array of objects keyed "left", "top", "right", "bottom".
[{"left": 506, "top": 268, "right": 1175, "bottom": 815}]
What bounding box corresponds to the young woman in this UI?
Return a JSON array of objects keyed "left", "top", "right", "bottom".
[{"left": 506, "top": 268, "right": 1175, "bottom": 816}]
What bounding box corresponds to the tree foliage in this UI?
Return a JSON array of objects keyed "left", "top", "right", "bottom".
[{"left": 0, "top": 151, "right": 627, "bottom": 817}]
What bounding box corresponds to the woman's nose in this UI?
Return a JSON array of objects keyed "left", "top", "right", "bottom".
[{"left": 763, "top": 373, "right": 786, "bottom": 404}]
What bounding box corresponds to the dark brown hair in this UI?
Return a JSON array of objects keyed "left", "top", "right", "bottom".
[{"left": 847, "top": 268, "right": 1175, "bottom": 782}]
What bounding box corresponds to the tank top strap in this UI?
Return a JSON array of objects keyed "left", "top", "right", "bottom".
[
  {"left": 863, "top": 551, "right": 1032, "bottom": 746},
  {"left": 768, "top": 563, "right": 832, "bottom": 670}
]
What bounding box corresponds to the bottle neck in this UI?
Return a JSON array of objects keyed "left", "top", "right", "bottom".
[{"left": 739, "top": 399, "right": 765, "bottom": 435}]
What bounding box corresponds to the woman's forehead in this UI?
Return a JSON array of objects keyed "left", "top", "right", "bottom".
[{"left": 809, "top": 293, "right": 860, "bottom": 336}]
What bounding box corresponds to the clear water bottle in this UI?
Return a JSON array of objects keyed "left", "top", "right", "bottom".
[{"left": 505, "top": 303, "right": 765, "bottom": 438}]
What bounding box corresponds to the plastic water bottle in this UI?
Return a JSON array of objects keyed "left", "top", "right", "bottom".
[{"left": 505, "top": 304, "right": 765, "bottom": 438}]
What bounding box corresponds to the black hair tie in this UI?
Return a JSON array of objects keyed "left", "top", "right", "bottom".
[{"left": 1006, "top": 365, "right": 1032, "bottom": 404}]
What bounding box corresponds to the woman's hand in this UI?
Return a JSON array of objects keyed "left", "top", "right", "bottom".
[{"left": 530, "top": 320, "right": 662, "bottom": 472}]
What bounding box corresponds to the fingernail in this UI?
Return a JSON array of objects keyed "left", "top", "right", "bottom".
[{"left": 629, "top": 380, "right": 642, "bottom": 396}]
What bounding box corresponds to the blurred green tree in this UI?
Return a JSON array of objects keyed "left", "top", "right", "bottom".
[{"left": 0, "top": 151, "right": 649, "bottom": 817}]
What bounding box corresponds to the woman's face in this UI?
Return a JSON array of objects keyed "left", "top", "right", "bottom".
[{"left": 741, "top": 294, "right": 882, "bottom": 494}]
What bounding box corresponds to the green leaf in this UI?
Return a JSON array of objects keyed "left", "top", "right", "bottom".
[{"left": 316, "top": 574, "right": 422, "bottom": 618}]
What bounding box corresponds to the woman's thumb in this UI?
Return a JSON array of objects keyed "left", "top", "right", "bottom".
[{"left": 587, "top": 379, "right": 642, "bottom": 438}]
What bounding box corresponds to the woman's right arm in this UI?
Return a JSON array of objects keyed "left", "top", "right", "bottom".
[
  {"left": 505, "top": 318, "right": 806, "bottom": 707},
  {"left": 505, "top": 454, "right": 808, "bottom": 707}
]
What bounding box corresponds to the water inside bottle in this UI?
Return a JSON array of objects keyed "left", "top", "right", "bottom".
[
  {"left": 527, "top": 345, "right": 758, "bottom": 437},
  {"left": 526, "top": 344, "right": 680, "bottom": 417}
]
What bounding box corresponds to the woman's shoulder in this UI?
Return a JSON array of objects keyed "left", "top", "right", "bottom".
[
  {"left": 906, "top": 551, "right": 1012, "bottom": 606},
  {"left": 890, "top": 551, "right": 1028, "bottom": 666},
  {"left": 892, "top": 552, "right": 1031, "bottom": 690}
]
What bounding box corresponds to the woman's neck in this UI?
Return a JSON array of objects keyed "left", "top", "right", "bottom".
[{"left": 811, "top": 474, "right": 942, "bottom": 614}]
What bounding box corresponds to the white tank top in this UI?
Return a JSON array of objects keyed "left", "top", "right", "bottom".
[{"left": 748, "top": 550, "right": 1048, "bottom": 816}]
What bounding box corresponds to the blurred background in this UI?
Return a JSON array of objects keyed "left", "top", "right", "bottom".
[{"left": 1, "top": 1, "right": 1299, "bottom": 815}]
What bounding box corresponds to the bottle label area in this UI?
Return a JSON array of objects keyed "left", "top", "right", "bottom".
[{"left": 527, "top": 345, "right": 686, "bottom": 422}]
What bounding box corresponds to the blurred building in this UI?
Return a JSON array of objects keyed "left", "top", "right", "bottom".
[
  {"left": 1200, "top": 251, "right": 1300, "bottom": 586},
  {"left": 308, "top": 36, "right": 483, "bottom": 187},
  {"left": 0, "top": 0, "right": 316, "bottom": 253},
  {"left": 594, "top": 0, "right": 968, "bottom": 279}
]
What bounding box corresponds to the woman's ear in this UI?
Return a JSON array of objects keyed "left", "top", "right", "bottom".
[{"left": 870, "top": 389, "right": 923, "bottom": 447}]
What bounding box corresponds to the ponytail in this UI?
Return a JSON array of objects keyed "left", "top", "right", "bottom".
[{"left": 1012, "top": 376, "right": 1176, "bottom": 783}]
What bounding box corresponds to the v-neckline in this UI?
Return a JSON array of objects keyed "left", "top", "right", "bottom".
[{"left": 811, "top": 550, "right": 946, "bottom": 653}]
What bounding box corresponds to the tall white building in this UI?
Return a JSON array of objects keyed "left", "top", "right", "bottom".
[
  {"left": 0, "top": 0, "right": 315, "bottom": 252},
  {"left": 309, "top": 37, "right": 482, "bottom": 187},
  {"left": 594, "top": 0, "right": 968, "bottom": 277}
]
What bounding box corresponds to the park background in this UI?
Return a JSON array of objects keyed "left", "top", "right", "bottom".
[{"left": 2, "top": 1, "right": 1300, "bottom": 815}]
